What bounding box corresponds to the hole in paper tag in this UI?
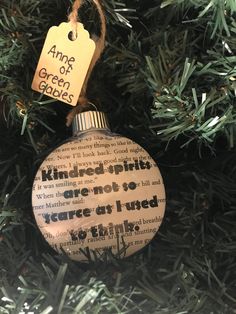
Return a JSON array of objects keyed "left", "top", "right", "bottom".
[
  {"left": 31, "top": 22, "right": 95, "bottom": 106},
  {"left": 68, "top": 31, "right": 78, "bottom": 41}
]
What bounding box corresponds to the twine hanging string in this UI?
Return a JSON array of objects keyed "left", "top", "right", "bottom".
[{"left": 66, "top": 0, "right": 106, "bottom": 126}]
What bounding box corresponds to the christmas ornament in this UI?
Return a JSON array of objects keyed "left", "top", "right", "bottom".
[{"left": 32, "top": 110, "right": 166, "bottom": 262}]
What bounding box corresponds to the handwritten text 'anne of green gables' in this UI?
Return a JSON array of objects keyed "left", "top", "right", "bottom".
[{"left": 37, "top": 45, "right": 75, "bottom": 104}]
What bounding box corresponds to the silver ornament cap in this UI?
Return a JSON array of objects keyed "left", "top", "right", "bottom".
[{"left": 72, "top": 111, "right": 110, "bottom": 134}]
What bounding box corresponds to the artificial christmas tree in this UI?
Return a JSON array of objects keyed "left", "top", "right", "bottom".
[{"left": 0, "top": 0, "right": 236, "bottom": 313}]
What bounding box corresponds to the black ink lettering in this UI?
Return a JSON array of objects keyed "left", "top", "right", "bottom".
[{"left": 42, "top": 169, "right": 53, "bottom": 181}]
